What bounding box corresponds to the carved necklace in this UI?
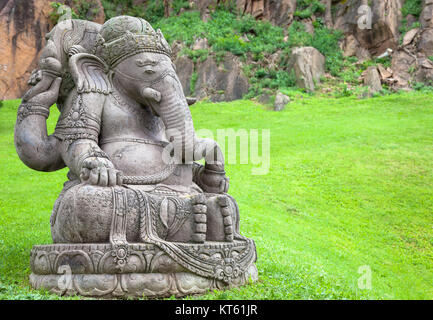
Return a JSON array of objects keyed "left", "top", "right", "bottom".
[{"left": 110, "top": 88, "right": 163, "bottom": 135}]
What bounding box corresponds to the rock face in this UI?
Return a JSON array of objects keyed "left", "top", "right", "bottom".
[
  {"left": 0, "top": 0, "right": 53, "bottom": 100},
  {"left": 174, "top": 55, "right": 195, "bottom": 96},
  {"left": 418, "top": 28, "right": 433, "bottom": 57},
  {"left": 236, "top": 0, "right": 297, "bottom": 26},
  {"left": 421, "top": 0, "right": 433, "bottom": 28},
  {"left": 195, "top": 53, "right": 250, "bottom": 102},
  {"left": 3, "top": 0, "right": 433, "bottom": 100},
  {"left": 0, "top": 0, "right": 105, "bottom": 101},
  {"left": 335, "top": 0, "right": 404, "bottom": 57},
  {"left": 288, "top": 47, "right": 325, "bottom": 92}
]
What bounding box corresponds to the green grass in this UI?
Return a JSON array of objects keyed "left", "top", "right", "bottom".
[{"left": 1, "top": 92, "right": 433, "bottom": 299}]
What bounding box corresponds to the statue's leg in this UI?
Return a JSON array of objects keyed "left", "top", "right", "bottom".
[
  {"left": 51, "top": 184, "right": 141, "bottom": 243},
  {"left": 51, "top": 183, "right": 209, "bottom": 244},
  {"left": 164, "top": 193, "right": 239, "bottom": 243},
  {"left": 51, "top": 183, "right": 239, "bottom": 244},
  {"left": 204, "top": 194, "right": 238, "bottom": 242}
]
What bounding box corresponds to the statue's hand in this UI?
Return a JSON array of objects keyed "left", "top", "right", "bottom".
[
  {"left": 198, "top": 168, "right": 230, "bottom": 194},
  {"left": 23, "top": 73, "right": 62, "bottom": 107},
  {"left": 79, "top": 157, "right": 122, "bottom": 187}
]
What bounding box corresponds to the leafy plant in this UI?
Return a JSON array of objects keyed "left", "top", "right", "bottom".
[
  {"left": 294, "top": 0, "right": 326, "bottom": 19},
  {"left": 49, "top": 2, "right": 78, "bottom": 24},
  {"left": 401, "top": 0, "right": 423, "bottom": 18}
]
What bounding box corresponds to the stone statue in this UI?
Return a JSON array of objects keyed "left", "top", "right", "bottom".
[{"left": 14, "top": 16, "right": 257, "bottom": 298}]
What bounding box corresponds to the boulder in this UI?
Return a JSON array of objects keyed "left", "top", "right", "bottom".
[
  {"left": 288, "top": 47, "right": 325, "bottom": 92},
  {"left": 415, "top": 57, "right": 433, "bottom": 83},
  {"left": 258, "top": 90, "right": 272, "bottom": 105},
  {"left": 420, "top": 0, "right": 433, "bottom": 28},
  {"left": 174, "top": 55, "right": 195, "bottom": 96},
  {"left": 418, "top": 28, "right": 433, "bottom": 57},
  {"left": 192, "top": 38, "right": 209, "bottom": 50},
  {"left": 377, "top": 64, "right": 393, "bottom": 80},
  {"left": 274, "top": 92, "right": 290, "bottom": 111},
  {"left": 356, "top": 46, "right": 372, "bottom": 62},
  {"left": 363, "top": 66, "right": 382, "bottom": 94},
  {"left": 195, "top": 53, "right": 250, "bottom": 102},
  {"left": 402, "top": 28, "right": 420, "bottom": 47},
  {"left": 303, "top": 20, "right": 315, "bottom": 35},
  {"left": 391, "top": 49, "right": 417, "bottom": 88},
  {"left": 342, "top": 34, "right": 359, "bottom": 57}
]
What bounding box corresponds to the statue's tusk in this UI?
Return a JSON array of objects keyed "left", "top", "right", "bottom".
[{"left": 142, "top": 87, "right": 161, "bottom": 103}]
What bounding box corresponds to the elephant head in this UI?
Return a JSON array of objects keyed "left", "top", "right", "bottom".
[
  {"left": 111, "top": 51, "right": 195, "bottom": 164},
  {"left": 90, "top": 15, "right": 195, "bottom": 165},
  {"left": 15, "top": 16, "right": 228, "bottom": 192}
]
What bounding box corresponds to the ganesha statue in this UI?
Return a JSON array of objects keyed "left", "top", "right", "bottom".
[{"left": 14, "top": 16, "right": 257, "bottom": 298}]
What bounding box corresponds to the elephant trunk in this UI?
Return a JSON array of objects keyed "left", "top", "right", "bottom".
[
  {"left": 149, "top": 74, "right": 195, "bottom": 165},
  {"left": 14, "top": 108, "right": 64, "bottom": 171}
]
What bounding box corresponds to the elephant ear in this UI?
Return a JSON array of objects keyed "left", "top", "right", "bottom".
[{"left": 69, "top": 53, "right": 112, "bottom": 95}]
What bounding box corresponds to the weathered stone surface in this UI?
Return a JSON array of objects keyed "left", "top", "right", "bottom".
[
  {"left": 342, "top": 34, "right": 359, "bottom": 57},
  {"left": 29, "top": 243, "right": 258, "bottom": 298},
  {"left": 0, "top": 0, "right": 106, "bottom": 100},
  {"left": 402, "top": 28, "right": 420, "bottom": 47},
  {"left": 195, "top": 53, "right": 249, "bottom": 102},
  {"left": 418, "top": 28, "right": 433, "bottom": 57},
  {"left": 274, "top": 92, "right": 290, "bottom": 111},
  {"left": 364, "top": 66, "right": 382, "bottom": 94},
  {"left": 391, "top": 49, "right": 417, "bottom": 88},
  {"left": 334, "top": 0, "right": 404, "bottom": 57},
  {"left": 174, "top": 55, "right": 194, "bottom": 96},
  {"left": 288, "top": 47, "right": 325, "bottom": 92},
  {"left": 236, "top": 0, "right": 297, "bottom": 26},
  {"left": 171, "top": 40, "right": 184, "bottom": 58},
  {"left": 377, "top": 64, "right": 392, "bottom": 80},
  {"left": 415, "top": 56, "right": 433, "bottom": 83},
  {"left": 258, "top": 90, "right": 272, "bottom": 105},
  {"left": 192, "top": 37, "right": 209, "bottom": 50},
  {"left": 0, "top": 0, "right": 53, "bottom": 100},
  {"left": 14, "top": 16, "right": 257, "bottom": 299},
  {"left": 192, "top": 0, "right": 217, "bottom": 21},
  {"left": 420, "top": 0, "right": 433, "bottom": 28}
]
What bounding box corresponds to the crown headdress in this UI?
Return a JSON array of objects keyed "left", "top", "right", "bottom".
[{"left": 94, "top": 16, "right": 172, "bottom": 68}]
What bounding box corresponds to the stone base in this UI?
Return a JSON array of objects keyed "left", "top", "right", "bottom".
[{"left": 29, "top": 242, "right": 258, "bottom": 298}]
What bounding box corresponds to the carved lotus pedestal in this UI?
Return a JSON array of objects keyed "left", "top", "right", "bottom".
[{"left": 29, "top": 241, "right": 258, "bottom": 298}]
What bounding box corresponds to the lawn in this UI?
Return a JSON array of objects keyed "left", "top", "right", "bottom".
[{"left": 1, "top": 92, "right": 433, "bottom": 299}]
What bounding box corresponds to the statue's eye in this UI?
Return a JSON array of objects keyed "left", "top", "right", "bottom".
[{"left": 136, "top": 59, "right": 158, "bottom": 67}]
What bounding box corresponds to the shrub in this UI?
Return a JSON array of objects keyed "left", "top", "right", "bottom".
[{"left": 401, "top": 0, "right": 423, "bottom": 17}]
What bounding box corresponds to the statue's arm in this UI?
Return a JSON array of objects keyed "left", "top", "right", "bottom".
[
  {"left": 192, "top": 137, "right": 229, "bottom": 194},
  {"left": 55, "top": 92, "right": 121, "bottom": 186},
  {"left": 14, "top": 75, "right": 65, "bottom": 172}
]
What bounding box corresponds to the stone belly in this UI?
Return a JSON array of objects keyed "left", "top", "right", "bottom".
[
  {"left": 102, "top": 141, "right": 167, "bottom": 177},
  {"left": 101, "top": 140, "right": 193, "bottom": 186}
]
